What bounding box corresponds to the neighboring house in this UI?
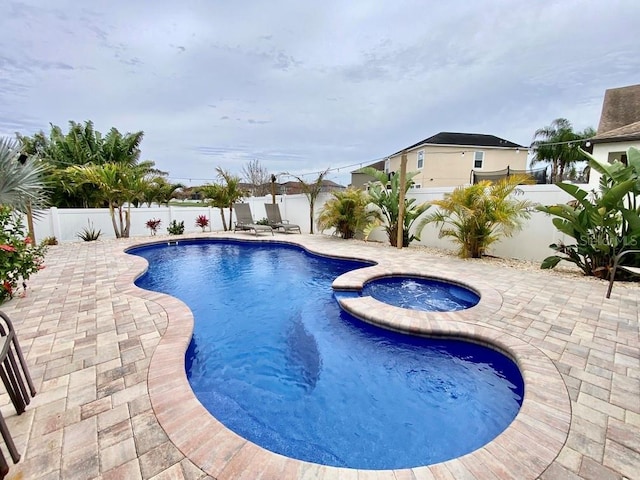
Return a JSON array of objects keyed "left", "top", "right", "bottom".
[
  {"left": 351, "top": 132, "right": 527, "bottom": 188},
  {"left": 589, "top": 83, "right": 640, "bottom": 187},
  {"left": 279, "top": 179, "right": 345, "bottom": 195}
]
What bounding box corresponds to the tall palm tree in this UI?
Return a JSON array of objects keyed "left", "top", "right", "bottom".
[
  {"left": 102, "top": 127, "right": 144, "bottom": 166},
  {"left": 17, "top": 121, "right": 147, "bottom": 208},
  {"left": 530, "top": 118, "right": 595, "bottom": 183},
  {"left": 0, "top": 137, "right": 48, "bottom": 214}
]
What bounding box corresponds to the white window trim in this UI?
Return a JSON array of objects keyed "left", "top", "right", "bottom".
[
  {"left": 473, "top": 151, "right": 484, "bottom": 169},
  {"left": 417, "top": 150, "right": 424, "bottom": 170},
  {"left": 384, "top": 158, "right": 390, "bottom": 173}
]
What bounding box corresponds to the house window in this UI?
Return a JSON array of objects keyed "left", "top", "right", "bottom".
[
  {"left": 384, "top": 159, "right": 390, "bottom": 173},
  {"left": 473, "top": 151, "right": 484, "bottom": 169},
  {"left": 417, "top": 150, "right": 424, "bottom": 169}
]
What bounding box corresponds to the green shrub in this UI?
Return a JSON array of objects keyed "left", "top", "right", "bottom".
[
  {"left": 317, "top": 187, "right": 381, "bottom": 239},
  {"left": 76, "top": 220, "right": 101, "bottom": 241},
  {"left": 0, "top": 205, "right": 47, "bottom": 304},
  {"left": 358, "top": 168, "right": 430, "bottom": 247},
  {"left": 167, "top": 220, "right": 185, "bottom": 235},
  {"left": 420, "top": 175, "right": 534, "bottom": 258},
  {"left": 41, "top": 236, "right": 58, "bottom": 246},
  {"left": 538, "top": 147, "right": 640, "bottom": 278}
]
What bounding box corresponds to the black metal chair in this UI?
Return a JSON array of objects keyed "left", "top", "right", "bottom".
[
  {"left": 0, "top": 310, "right": 37, "bottom": 474},
  {"left": 606, "top": 249, "right": 640, "bottom": 298}
]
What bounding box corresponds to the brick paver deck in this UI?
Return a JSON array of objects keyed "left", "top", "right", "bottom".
[{"left": 0, "top": 234, "right": 638, "bottom": 479}]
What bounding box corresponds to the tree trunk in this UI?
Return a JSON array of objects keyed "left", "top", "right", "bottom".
[
  {"left": 309, "top": 199, "right": 315, "bottom": 234},
  {"left": 219, "top": 208, "right": 227, "bottom": 231},
  {"left": 109, "top": 203, "right": 120, "bottom": 238},
  {"left": 123, "top": 204, "right": 131, "bottom": 238}
]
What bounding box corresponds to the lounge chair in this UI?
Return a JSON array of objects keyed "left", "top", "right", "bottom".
[
  {"left": 233, "top": 203, "right": 273, "bottom": 236},
  {"left": 264, "top": 203, "right": 301, "bottom": 234},
  {"left": 606, "top": 249, "right": 640, "bottom": 298}
]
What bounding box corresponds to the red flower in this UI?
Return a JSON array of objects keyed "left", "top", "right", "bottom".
[
  {"left": 24, "top": 236, "right": 33, "bottom": 244},
  {"left": 2, "top": 281, "right": 12, "bottom": 294},
  {"left": 0, "top": 244, "right": 16, "bottom": 252}
]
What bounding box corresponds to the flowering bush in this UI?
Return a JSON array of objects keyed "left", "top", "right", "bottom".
[
  {"left": 195, "top": 215, "right": 209, "bottom": 232},
  {"left": 146, "top": 218, "right": 162, "bottom": 235},
  {"left": 0, "top": 205, "right": 47, "bottom": 304}
]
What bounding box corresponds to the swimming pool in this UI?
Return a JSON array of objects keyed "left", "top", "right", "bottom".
[{"left": 132, "top": 239, "right": 524, "bottom": 470}]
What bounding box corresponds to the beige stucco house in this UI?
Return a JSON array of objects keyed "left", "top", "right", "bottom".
[
  {"left": 352, "top": 132, "right": 528, "bottom": 188},
  {"left": 589, "top": 84, "right": 640, "bottom": 187}
]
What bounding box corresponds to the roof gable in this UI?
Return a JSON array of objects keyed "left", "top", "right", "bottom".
[
  {"left": 397, "top": 132, "right": 524, "bottom": 154},
  {"left": 597, "top": 84, "right": 640, "bottom": 134},
  {"left": 591, "top": 120, "right": 640, "bottom": 144}
]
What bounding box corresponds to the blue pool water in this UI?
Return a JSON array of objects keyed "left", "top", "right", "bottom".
[
  {"left": 362, "top": 277, "right": 479, "bottom": 311},
  {"left": 131, "top": 239, "right": 524, "bottom": 470}
]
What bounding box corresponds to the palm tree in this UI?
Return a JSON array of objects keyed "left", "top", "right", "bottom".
[
  {"left": 216, "top": 168, "right": 246, "bottom": 229},
  {"left": 17, "top": 121, "right": 147, "bottom": 207},
  {"left": 69, "top": 163, "right": 144, "bottom": 237},
  {"left": 201, "top": 183, "right": 230, "bottom": 230},
  {"left": 358, "top": 167, "right": 430, "bottom": 247},
  {"left": 530, "top": 118, "right": 595, "bottom": 183},
  {"left": 287, "top": 169, "right": 330, "bottom": 234},
  {"left": 0, "top": 137, "right": 48, "bottom": 214},
  {"left": 419, "top": 175, "right": 534, "bottom": 258},
  {"left": 102, "top": 127, "right": 144, "bottom": 166},
  {"left": 141, "top": 176, "right": 184, "bottom": 207},
  {"left": 317, "top": 187, "right": 381, "bottom": 239}
]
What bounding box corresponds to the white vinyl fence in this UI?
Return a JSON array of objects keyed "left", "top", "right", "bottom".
[{"left": 30, "top": 185, "right": 576, "bottom": 262}]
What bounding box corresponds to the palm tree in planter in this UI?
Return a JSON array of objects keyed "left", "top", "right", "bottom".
[
  {"left": 419, "top": 175, "right": 534, "bottom": 258},
  {"left": 317, "top": 187, "right": 382, "bottom": 239},
  {"left": 358, "top": 167, "right": 430, "bottom": 247}
]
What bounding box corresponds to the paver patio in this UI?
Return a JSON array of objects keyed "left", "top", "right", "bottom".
[{"left": 0, "top": 234, "right": 638, "bottom": 479}]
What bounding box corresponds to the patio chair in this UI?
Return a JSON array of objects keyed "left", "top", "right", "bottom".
[
  {"left": 264, "top": 203, "right": 301, "bottom": 234},
  {"left": 233, "top": 203, "right": 273, "bottom": 236},
  {"left": 0, "top": 310, "right": 38, "bottom": 467},
  {"left": 606, "top": 249, "right": 640, "bottom": 298}
]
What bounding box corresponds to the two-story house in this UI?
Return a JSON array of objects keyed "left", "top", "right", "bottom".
[
  {"left": 589, "top": 83, "right": 640, "bottom": 188},
  {"left": 352, "top": 132, "right": 527, "bottom": 188}
]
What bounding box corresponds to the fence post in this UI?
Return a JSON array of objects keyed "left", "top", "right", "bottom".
[{"left": 50, "top": 207, "right": 61, "bottom": 241}]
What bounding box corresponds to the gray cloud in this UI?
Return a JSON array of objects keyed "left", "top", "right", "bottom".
[{"left": 2, "top": 0, "right": 639, "bottom": 187}]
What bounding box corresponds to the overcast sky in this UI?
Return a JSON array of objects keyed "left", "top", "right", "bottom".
[{"left": 2, "top": 0, "right": 639, "bottom": 186}]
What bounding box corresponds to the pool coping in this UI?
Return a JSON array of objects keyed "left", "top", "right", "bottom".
[{"left": 116, "top": 235, "right": 572, "bottom": 480}]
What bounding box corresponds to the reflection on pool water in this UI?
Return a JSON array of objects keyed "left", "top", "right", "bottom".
[{"left": 131, "top": 239, "right": 524, "bottom": 470}]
